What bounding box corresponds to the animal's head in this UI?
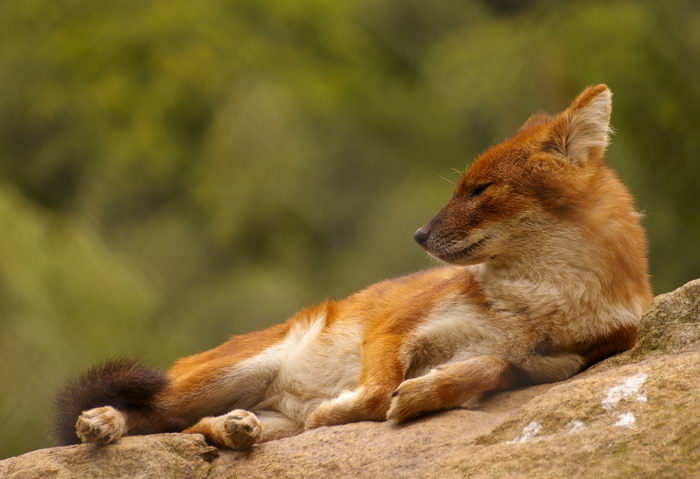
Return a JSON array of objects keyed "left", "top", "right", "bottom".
[{"left": 415, "top": 84, "right": 620, "bottom": 265}]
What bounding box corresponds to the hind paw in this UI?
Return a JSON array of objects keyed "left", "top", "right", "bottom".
[
  {"left": 75, "top": 406, "right": 126, "bottom": 445},
  {"left": 185, "top": 409, "right": 261, "bottom": 449},
  {"left": 194, "top": 409, "right": 262, "bottom": 449},
  {"left": 221, "top": 410, "right": 261, "bottom": 448}
]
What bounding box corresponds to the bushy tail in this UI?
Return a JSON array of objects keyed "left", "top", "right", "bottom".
[{"left": 53, "top": 358, "right": 169, "bottom": 445}]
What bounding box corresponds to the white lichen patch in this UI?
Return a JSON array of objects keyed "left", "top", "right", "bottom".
[
  {"left": 508, "top": 421, "right": 541, "bottom": 444},
  {"left": 614, "top": 412, "right": 636, "bottom": 428},
  {"left": 568, "top": 420, "right": 585, "bottom": 433},
  {"left": 601, "top": 373, "right": 648, "bottom": 410}
]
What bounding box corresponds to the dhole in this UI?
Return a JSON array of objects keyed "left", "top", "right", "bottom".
[{"left": 55, "top": 85, "right": 651, "bottom": 449}]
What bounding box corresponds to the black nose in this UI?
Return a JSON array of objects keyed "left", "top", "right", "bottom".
[{"left": 414, "top": 225, "right": 431, "bottom": 246}]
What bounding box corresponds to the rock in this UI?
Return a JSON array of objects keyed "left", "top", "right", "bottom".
[
  {"left": 589, "top": 279, "right": 700, "bottom": 373},
  {"left": 630, "top": 279, "right": 700, "bottom": 358},
  {"left": 444, "top": 351, "right": 700, "bottom": 479},
  {"left": 2, "top": 280, "right": 699, "bottom": 479},
  {"left": 0, "top": 434, "right": 218, "bottom": 479}
]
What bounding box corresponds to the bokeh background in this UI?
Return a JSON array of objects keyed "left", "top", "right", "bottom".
[{"left": 1, "top": 0, "right": 698, "bottom": 458}]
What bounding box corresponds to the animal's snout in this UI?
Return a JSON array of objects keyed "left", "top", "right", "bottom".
[{"left": 413, "top": 225, "right": 431, "bottom": 246}]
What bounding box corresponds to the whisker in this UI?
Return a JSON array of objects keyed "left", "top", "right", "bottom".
[
  {"left": 438, "top": 175, "right": 455, "bottom": 185},
  {"left": 425, "top": 252, "right": 442, "bottom": 265}
]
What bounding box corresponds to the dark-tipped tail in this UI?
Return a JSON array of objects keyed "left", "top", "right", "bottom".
[{"left": 53, "top": 358, "right": 169, "bottom": 445}]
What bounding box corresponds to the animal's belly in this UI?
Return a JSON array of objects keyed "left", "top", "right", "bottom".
[{"left": 262, "top": 318, "right": 364, "bottom": 421}]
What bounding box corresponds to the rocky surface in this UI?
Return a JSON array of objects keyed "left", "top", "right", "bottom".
[{"left": 2, "top": 280, "right": 699, "bottom": 479}]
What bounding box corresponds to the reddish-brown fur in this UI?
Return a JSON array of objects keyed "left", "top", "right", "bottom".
[{"left": 59, "top": 85, "right": 652, "bottom": 450}]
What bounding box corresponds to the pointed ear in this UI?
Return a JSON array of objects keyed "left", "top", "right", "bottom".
[{"left": 547, "top": 84, "right": 612, "bottom": 163}]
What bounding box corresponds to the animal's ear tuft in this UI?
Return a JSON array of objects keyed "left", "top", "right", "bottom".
[{"left": 547, "top": 84, "right": 612, "bottom": 163}]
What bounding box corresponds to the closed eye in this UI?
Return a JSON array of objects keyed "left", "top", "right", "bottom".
[{"left": 469, "top": 183, "right": 493, "bottom": 198}]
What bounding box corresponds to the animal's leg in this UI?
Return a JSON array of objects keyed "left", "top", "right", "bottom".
[
  {"left": 183, "top": 409, "right": 302, "bottom": 449},
  {"left": 305, "top": 334, "right": 404, "bottom": 428},
  {"left": 61, "top": 323, "right": 290, "bottom": 446},
  {"left": 256, "top": 410, "right": 304, "bottom": 442},
  {"left": 386, "top": 355, "right": 515, "bottom": 422},
  {"left": 183, "top": 409, "right": 262, "bottom": 449}
]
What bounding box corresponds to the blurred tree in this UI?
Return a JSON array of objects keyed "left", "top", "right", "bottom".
[{"left": 0, "top": 0, "right": 698, "bottom": 457}]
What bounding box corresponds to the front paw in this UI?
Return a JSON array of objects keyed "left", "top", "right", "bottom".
[
  {"left": 75, "top": 406, "right": 126, "bottom": 445},
  {"left": 386, "top": 377, "right": 434, "bottom": 423}
]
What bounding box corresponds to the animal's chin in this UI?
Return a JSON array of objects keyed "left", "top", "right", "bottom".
[{"left": 430, "top": 237, "right": 490, "bottom": 265}]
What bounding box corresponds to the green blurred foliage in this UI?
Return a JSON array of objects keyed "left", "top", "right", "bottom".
[{"left": 1, "top": 0, "right": 698, "bottom": 457}]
